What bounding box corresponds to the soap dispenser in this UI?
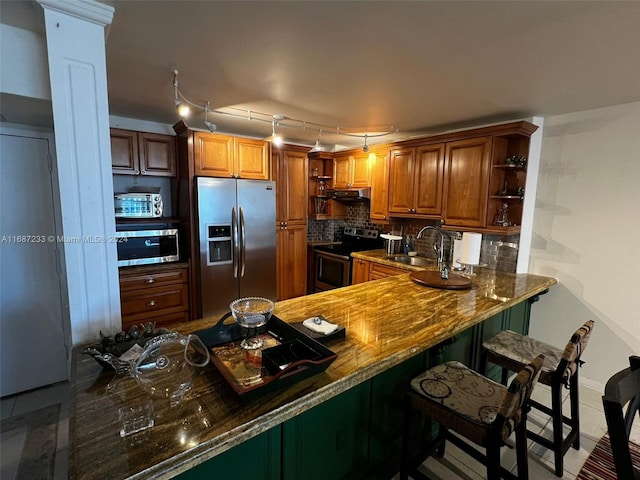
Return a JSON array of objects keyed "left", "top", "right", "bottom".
[{"left": 405, "top": 235, "right": 416, "bottom": 256}]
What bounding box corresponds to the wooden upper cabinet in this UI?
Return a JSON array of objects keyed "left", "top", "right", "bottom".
[
  {"left": 388, "top": 147, "right": 415, "bottom": 215},
  {"left": 351, "top": 154, "right": 371, "bottom": 188},
  {"left": 273, "top": 146, "right": 308, "bottom": 225},
  {"left": 139, "top": 132, "right": 176, "bottom": 176},
  {"left": 369, "top": 149, "right": 390, "bottom": 222},
  {"left": 111, "top": 129, "right": 139, "bottom": 173},
  {"left": 442, "top": 136, "right": 492, "bottom": 228},
  {"left": 235, "top": 137, "right": 270, "bottom": 180},
  {"left": 193, "top": 132, "right": 269, "bottom": 179},
  {"left": 388, "top": 143, "right": 444, "bottom": 218},
  {"left": 333, "top": 155, "right": 351, "bottom": 188},
  {"left": 333, "top": 153, "right": 370, "bottom": 188},
  {"left": 413, "top": 144, "right": 445, "bottom": 215},
  {"left": 194, "top": 132, "right": 234, "bottom": 177},
  {"left": 110, "top": 128, "right": 176, "bottom": 177}
]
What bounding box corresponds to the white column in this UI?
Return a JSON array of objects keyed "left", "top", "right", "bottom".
[
  {"left": 517, "top": 116, "right": 544, "bottom": 273},
  {"left": 38, "top": 0, "right": 120, "bottom": 345}
]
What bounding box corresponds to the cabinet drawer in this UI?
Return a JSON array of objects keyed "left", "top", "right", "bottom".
[
  {"left": 369, "top": 262, "right": 407, "bottom": 278},
  {"left": 120, "top": 284, "right": 188, "bottom": 318},
  {"left": 122, "top": 310, "right": 189, "bottom": 332},
  {"left": 119, "top": 267, "right": 188, "bottom": 291}
]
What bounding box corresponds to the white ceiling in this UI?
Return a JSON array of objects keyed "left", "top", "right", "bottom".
[{"left": 2, "top": 1, "right": 640, "bottom": 150}]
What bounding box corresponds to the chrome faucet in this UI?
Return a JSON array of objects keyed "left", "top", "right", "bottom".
[{"left": 416, "top": 225, "right": 446, "bottom": 270}]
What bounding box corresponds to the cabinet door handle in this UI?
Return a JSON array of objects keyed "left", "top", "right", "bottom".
[
  {"left": 145, "top": 278, "right": 156, "bottom": 284},
  {"left": 147, "top": 300, "right": 157, "bottom": 307}
]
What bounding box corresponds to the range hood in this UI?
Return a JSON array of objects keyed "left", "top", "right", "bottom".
[{"left": 325, "top": 187, "right": 370, "bottom": 202}]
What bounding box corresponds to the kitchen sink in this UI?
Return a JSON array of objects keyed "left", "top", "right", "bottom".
[{"left": 385, "top": 255, "right": 435, "bottom": 267}]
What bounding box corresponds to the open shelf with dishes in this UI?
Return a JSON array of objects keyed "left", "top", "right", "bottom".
[
  {"left": 308, "top": 152, "right": 345, "bottom": 220},
  {"left": 486, "top": 131, "right": 533, "bottom": 234}
]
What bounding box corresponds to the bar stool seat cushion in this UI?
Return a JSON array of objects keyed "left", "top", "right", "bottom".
[
  {"left": 482, "top": 330, "right": 567, "bottom": 384},
  {"left": 410, "top": 361, "right": 518, "bottom": 445}
]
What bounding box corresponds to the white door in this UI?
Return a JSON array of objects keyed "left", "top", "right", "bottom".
[{"left": 0, "top": 132, "right": 68, "bottom": 396}]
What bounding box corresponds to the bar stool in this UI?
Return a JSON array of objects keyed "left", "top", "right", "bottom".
[
  {"left": 481, "top": 320, "right": 594, "bottom": 477},
  {"left": 400, "top": 354, "right": 545, "bottom": 480}
]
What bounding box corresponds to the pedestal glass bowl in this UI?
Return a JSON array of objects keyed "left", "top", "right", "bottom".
[{"left": 230, "top": 297, "right": 274, "bottom": 350}]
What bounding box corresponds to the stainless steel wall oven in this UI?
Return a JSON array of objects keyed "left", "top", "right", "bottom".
[{"left": 313, "top": 227, "right": 382, "bottom": 292}]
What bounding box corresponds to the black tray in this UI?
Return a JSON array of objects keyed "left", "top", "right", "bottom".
[
  {"left": 290, "top": 321, "right": 346, "bottom": 344},
  {"left": 195, "top": 315, "right": 337, "bottom": 400}
]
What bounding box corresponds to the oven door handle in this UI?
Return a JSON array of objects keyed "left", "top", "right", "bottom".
[{"left": 314, "top": 250, "right": 351, "bottom": 261}]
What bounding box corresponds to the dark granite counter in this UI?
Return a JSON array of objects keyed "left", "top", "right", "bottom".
[{"left": 69, "top": 268, "right": 556, "bottom": 479}]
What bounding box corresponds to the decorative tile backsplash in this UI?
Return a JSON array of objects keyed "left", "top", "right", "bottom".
[{"left": 307, "top": 202, "right": 520, "bottom": 272}]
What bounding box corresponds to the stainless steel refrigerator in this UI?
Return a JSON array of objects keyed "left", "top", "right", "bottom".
[{"left": 196, "top": 177, "right": 276, "bottom": 318}]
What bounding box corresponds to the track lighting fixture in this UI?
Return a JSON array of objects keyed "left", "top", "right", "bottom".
[
  {"left": 270, "top": 118, "right": 283, "bottom": 147},
  {"left": 171, "top": 69, "right": 398, "bottom": 147},
  {"left": 173, "top": 70, "right": 191, "bottom": 118},
  {"left": 310, "top": 128, "right": 325, "bottom": 153},
  {"left": 203, "top": 102, "right": 217, "bottom": 133}
]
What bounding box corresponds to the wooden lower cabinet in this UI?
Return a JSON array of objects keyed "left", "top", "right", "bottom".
[
  {"left": 276, "top": 224, "right": 307, "bottom": 301},
  {"left": 353, "top": 259, "right": 408, "bottom": 284},
  {"left": 368, "top": 262, "right": 406, "bottom": 281},
  {"left": 351, "top": 257, "right": 370, "bottom": 284},
  {"left": 171, "top": 300, "right": 531, "bottom": 479},
  {"left": 119, "top": 263, "right": 189, "bottom": 331}
]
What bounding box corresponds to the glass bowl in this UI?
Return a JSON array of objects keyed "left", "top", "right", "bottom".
[{"left": 229, "top": 297, "right": 274, "bottom": 349}]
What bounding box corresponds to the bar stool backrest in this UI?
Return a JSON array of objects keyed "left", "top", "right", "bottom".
[
  {"left": 557, "top": 320, "right": 595, "bottom": 382},
  {"left": 492, "top": 353, "right": 545, "bottom": 442}
]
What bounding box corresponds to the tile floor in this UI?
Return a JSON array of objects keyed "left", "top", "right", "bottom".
[
  {"left": 1, "top": 380, "right": 637, "bottom": 479},
  {"left": 1, "top": 381, "right": 70, "bottom": 480}
]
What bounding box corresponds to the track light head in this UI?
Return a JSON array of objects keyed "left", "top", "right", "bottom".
[
  {"left": 362, "top": 134, "right": 369, "bottom": 153},
  {"left": 176, "top": 101, "right": 190, "bottom": 118},
  {"left": 203, "top": 102, "right": 216, "bottom": 132}
]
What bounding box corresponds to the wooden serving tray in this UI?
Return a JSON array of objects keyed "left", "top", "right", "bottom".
[
  {"left": 409, "top": 270, "right": 472, "bottom": 290},
  {"left": 205, "top": 315, "right": 337, "bottom": 401}
]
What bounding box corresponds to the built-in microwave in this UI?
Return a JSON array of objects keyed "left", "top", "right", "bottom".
[
  {"left": 114, "top": 193, "right": 163, "bottom": 218},
  {"left": 115, "top": 228, "right": 179, "bottom": 267}
]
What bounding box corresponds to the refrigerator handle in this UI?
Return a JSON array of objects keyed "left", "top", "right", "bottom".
[
  {"left": 232, "top": 206, "right": 239, "bottom": 278},
  {"left": 239, "top": 206, "right": 246, "bottom": 277}
]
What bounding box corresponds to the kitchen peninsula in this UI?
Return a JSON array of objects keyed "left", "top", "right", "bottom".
[{"left": 69, "top": 267, "right": 556, "bottom": 480}]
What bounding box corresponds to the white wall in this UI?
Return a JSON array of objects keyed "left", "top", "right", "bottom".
[
  {"left": 528, "top": 101, "right": 640, "bottom": 387},
  {"left": 0, "top": 24, "right": 49, "bottom": 100}
]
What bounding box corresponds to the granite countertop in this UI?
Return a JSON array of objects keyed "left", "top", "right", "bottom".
[{"left": 69, "top": 268, "right": 556, "bottom": 480}]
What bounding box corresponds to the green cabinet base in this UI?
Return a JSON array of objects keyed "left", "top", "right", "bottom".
[{"left": 175, "top": 427, "right": 282, "bottom": 480}]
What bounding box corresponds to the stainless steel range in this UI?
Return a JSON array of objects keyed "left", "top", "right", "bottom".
[{"left": 313, "top": 227, "right": 382, "bottom": 292}]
